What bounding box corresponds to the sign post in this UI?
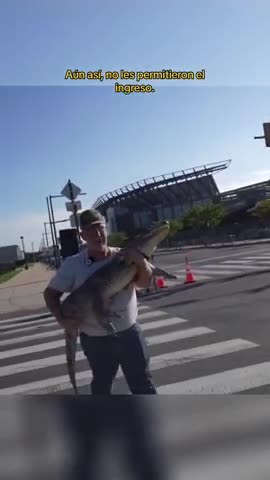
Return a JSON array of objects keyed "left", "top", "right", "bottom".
[{"left": 61, "top": 180, "right": 82, "bottom": 244}]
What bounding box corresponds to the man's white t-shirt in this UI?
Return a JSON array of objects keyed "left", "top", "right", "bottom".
[{"left": 47, "top": 247, "right": 138, "bottom": 337}]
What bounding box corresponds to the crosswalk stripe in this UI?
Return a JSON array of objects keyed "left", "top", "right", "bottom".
[
  {"left": 138, "top": 310, "right": 165, "bottom": 320},
  {"left": 0, "top": 325, "right": 214, "bottom": 361},
  {"left": 0, "top": 317, "right": 56, "bottom": 332},
  {"left": 157, "top": 361, "right": 270, "bottom": 394},
  {"left": 0, "top": 337, "right": 252, "bottom": 379},
  {"left": 0, "top": 339, "right": 257, "bottom": 393},
  {"left": 220, "top": 263, "right": 270, "bottom": 270},
  {"left": 222, "top": 260, "right": 257, "bottom": 264},
  {"left": 0, "top": 316, "right": 187, "bottom": 347},
  {"left": 177, "top": 269, "right": 239, "bottom": 275},
  {"left": 0, "top": 305, "right": 150, "bottom": 334},
  {"left": 174, "top": 271, "right": 211, "bottom": 280},
  {"left": 201, "top": 264, "right": 251, "bottom": 269},
  {"left": 244, "top": 256, "right": 270, "bottom": 260},
  {"left": 0, "top": 312, "right": 52, "bottom": 326}
]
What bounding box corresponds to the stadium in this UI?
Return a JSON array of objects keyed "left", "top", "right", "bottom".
[{"left": 92, "top": 159, "right": 270, "bottom": 235}]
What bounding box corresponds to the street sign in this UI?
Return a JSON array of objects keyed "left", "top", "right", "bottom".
[
  {"left": 61, "top": 181, "right": 81, "bottom": 200},
  {"left": 65, "top": 201, "right": 82, "bottom": 213},
  {"left": 70, "top": 213, "right": 81, "bottom": 228}
]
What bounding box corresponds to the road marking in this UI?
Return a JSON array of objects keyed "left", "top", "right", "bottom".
[
  {"left": 0, "top": 320, "right": 58, "bottom": 336},
  {"left": 0, "top": 304, "right": 148, "bottom": 327},
  {"left": 174, "top": 271, "right": 211, "bottom": 280},
  {"left": 243, "top": 256, "right": 270, "bottom": 260},
  {"left": 0, "top": 312, "right": 52, "bottom": 326},
  {"left": 157, "top": 361, "right": 270, "bottom": 394},
  {"left": 0, "top": 316, "right": 188, "bottom": 347},
  {"left": 204, "top": 263, "right": 253, "bottom": 268},
  {"left": 0, "top": 317, "right": 56, "bottom": 332},
  {"left": 0, "top": 304, "right": 150, "bottom": 334},
  {"left": 158, "top": 247, "right": 270, "bottom": 267},
  {"left": 219, "top": 264, "right": 269, "bottom": 270},
  {"left": 0, "top": 338, "right": 255, "bottom": 394},
  {"left": 176, "top": 269, "right": 240, "bottom": 276},
  {"left": 147, "top": 327, "right": 214, "bottom": 345},
  {"left": 138, "top": 310, "right": 165, "bottom": 320},
  {"left": 0, "top": 305, "right": 160, "bottom": 334},
  {"left": 222, "top": 259, "right": 258, "bottom": 264},
  {"left": 0, "top": 324, "right": 214, "bottom": 360}
]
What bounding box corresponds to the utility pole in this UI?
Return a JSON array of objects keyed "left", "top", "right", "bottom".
[
  {"left": 254, "top": 122, "right": 270, "bottom": 147},
  {"left": 68, "top": 179, "right": 81, "bottom": 245},
  {"left": 31, "top": 242, "right": 35, "bottom": 263}
]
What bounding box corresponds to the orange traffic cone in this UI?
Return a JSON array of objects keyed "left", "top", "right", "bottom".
[{"left": 184, "top": 256, "right": 196, "bottom": 284}]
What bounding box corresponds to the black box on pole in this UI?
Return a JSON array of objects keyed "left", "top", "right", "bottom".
[{"left": 59, "top": 229, "right": 79, "bottom": 259}]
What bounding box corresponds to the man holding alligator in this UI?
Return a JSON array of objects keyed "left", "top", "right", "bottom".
[{"left": 44, "top": 208, "right": 162, "bottom": 395}]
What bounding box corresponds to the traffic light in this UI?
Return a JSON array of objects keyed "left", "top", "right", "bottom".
[{"left": 263, "top": 123, "right": 270, "bottom": 147}]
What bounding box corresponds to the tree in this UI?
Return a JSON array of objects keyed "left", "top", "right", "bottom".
[
  {"left": 252, "top": 199, "right": 270, "bottom": 224},
  {"left": 108, "top": 232, "right": 129, "bottom": 247},
  {"left": 183, "top": 203, "right": 226, "bottom": 230},
  {"left": 168, "top": 219, "right": 184, "bottom": 238}
]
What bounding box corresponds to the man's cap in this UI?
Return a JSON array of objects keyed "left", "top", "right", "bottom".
[{"left": 79, "top": 209, "right": 106, "bottom": 228}]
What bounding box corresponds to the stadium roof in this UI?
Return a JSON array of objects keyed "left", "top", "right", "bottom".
[{"left": 92, "top": 159, "right": 231, "bottom": 211}]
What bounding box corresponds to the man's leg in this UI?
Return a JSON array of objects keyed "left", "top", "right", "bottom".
[
  {"left": 118, "top": 324, "right": 157, "bottom": 394},
  {"left": 80, "top": 333, "right": 119, "bottom": 394}
]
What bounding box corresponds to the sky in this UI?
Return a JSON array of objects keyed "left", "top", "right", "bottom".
[{"left": 1, "top": 0, "right": 270, "bottom": 251}]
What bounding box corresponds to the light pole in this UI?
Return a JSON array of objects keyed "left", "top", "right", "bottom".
[{"left": 20, "top": 236, "right": 28, "bottom": 269}]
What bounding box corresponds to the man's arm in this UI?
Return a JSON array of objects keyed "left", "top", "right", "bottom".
[
  {"left": 43, "top": 287, "right": 65, "bottom": 327},
  {"left": 43, "top": 258, "right": 78, "bottom": 333},
  {"left": 134, "top": 259, "right": 153, "bottom": 289}
]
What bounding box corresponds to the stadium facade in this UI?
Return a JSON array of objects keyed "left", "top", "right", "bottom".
[{"left": 92, "top": 160, "right": 270, "bottom": 234}]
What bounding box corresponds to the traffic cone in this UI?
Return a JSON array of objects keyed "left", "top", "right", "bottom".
[
  {"left": 156, "top": 276, "right": 166, "bottom": 288},
  {"left": 184, "top": 256, "right": 196, "bottom": 284}
]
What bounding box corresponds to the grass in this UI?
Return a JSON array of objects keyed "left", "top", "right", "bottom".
[{"left": 0, "top": 268, "right": 24, "bottom": 284}]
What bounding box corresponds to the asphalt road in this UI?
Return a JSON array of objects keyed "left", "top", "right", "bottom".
[{"left": 1, "top": 243, "right": 270, "bottom": 396}]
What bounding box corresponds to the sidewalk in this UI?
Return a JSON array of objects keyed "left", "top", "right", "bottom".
[{"left": 0, "top": 263, "right": 55, "bottom": 320}]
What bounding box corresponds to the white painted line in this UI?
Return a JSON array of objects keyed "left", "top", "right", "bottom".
[
  {"left": 157, "top": 361, "right": 270, "bottom": 394},
  {"left": 0, "top": 307, "right": 155, "bottom": 336},
  {"left": 0, "top": 337, "right": 253, "bottom": 394},
  {"left": 174, "top": 271, "right": 211, "bottom": 280},
  {"left": 138, "top": 310, "right": 165, "bottom": 320},
  {"left": 147, "top": 327, "right": 215, "bottom": 345},
  {"left": 0, "top": 329, "right": 63, "bottom": 347},
  {"left": 0, "top": 316, "right": 187, "bottom": 347},
  {"left": 0, "top": 320, "right": 58, "bottom": 336},
  {"left": 244, "top": 256, "right": 270, "bottom": 260},
  {"left": 222, "top": 260, "right": 256, "bottom": 264},
  {"left": 221, "top": 262, "right": 270, "bottom": 270},
  {"left": 176, "top": 269, "right": 239, "bottom": 276},
  {"left": 137, "top": 304, "right": 150, "bottom": 311},
  {"left": 141, "top": 317, "right": 187, "bottom": 331},
  {"left": 0, "top": 317, "right": 56, "bottom": 332},
  {"left": 204, "top": 263, "right": 253, "bottom": 268},
  {"left": 0, "top": 312, "right": 52, "bottom": 326},
  {"left": 0, "top": 339, "right": 66, "bottom": 360},
  {"left": 0, "top": 350, "right": 86, "bottom": 377},
  {"left": 0, "top": 304, "right": 148, "bottom": 329},
  {"left": 0, "top": 323, "right": 212, "bottom": 361}
]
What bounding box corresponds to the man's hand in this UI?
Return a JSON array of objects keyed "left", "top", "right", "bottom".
[{"left": 56, "top": 315, "right": 81, "bottom": 335}]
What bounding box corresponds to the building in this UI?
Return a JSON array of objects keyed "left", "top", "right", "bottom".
[
  {"left": 92, "top": 159, "right": 270, "bottom": 235},
  {"left": 92, "top": 160, "right": 231, "bottom": 234},
  {"left": 0, "top": 245, "right": 24, "bottom": 271}
]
